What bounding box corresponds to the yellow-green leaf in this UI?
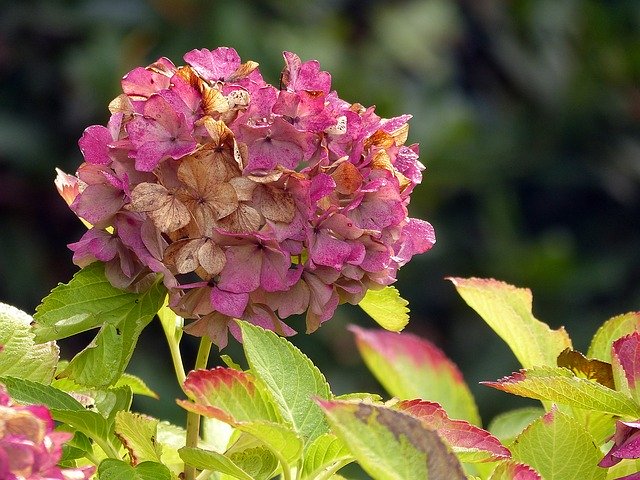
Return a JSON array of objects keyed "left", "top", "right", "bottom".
[{"left": 359, "top": 286, "right": 409, "bottom": 332}]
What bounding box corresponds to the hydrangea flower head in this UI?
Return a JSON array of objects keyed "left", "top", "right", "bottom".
[
  {"left": 61, "top": 47, "right": 435, "bottom": 347},
  {"left": 0, "top": 384, "right": 94, "bottom": 479}
]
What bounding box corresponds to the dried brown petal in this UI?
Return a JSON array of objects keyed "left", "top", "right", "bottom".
[
  {"left": 202, "top": 85, "right": 230, "bottom": 116},
  {"left": 217, "top": 204, "right": 262, "bottom": 233},
  {"left": 108, "top": 94, "right": 134, "bottom": 115},
  {"left": 130, "top": 183, "right": 172, "bottom": 212},
  {"left": 233, "top": 140, "right": 247, "bottom": 170},
  {"left": 332, "top": 160, "right": 363, "bottom": 195},
  {"left": 229, "top": 177, "right": 257, "bottom": 202},
  {"left": 148, "top": 197, "right": 191, "bottom": 233},
  {"left": 198, "top": 239, "right": 226, "bottom": 275},
  {"left": 253, "top": 184, "right": 295, "bottom": 223},
  {"left": 226, "top": 89, "right": 250, "bottom": 109},
  {"left": 390, "top": 123, "right": 409, "bottom": 146},
  {"left": 227, "top": 60, "right": 259, "bottom": 82},
  {"left": 364, "top": 130, "right": 395, "bottom": 150},
  {"left": 178, "top": 153, "right": 227, "bottom": 191},
  {"left": 246, "top": 170, "right": 283, "bottom": 184},
  {"left": 370, "top": 150, "right": 394, "bottom": 172}
]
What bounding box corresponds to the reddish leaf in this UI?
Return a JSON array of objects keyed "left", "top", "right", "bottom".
[{"left": 396, "top": 399, "right": 510, "bottom": 462}]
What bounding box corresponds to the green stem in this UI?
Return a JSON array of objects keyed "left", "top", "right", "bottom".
[
  {"left": 184, "top": 336, "right": 213, "bottom": 480},
  {"left": 159, "top": 303, "right": 187, "bottom": 392}
]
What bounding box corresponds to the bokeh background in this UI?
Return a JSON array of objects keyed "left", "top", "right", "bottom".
[{"left": 2, "top": 0, "right": 640, "bottom": 434}]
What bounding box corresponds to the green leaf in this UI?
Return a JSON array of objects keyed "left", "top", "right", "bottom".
[
  {"left": 179, "top": 446, "right": 279, "bottom": 480},
  {"left": 225, "top": 437, "right": 279, "bottom": 480},
  {"left": 59, "top": 323, "right": 123, "bottom": 386},
  {"left": 1, "top": 376, "right": 84, "bottom": 411},
  {"left": 235, "top": 421, "right": 303, "bottom": 465},
  {"left": 488, "top": 460, "right": 542, "bottom": 480},
  {"left": 301, "top": 433, "right": 353, "bottom": 480},
  {"left": 114, "top": 373, "right": 159, "bottom": 399},
  {"left": 318, "top": 399, "right": 465, "bottom": 480},
  {"left": 488, "top": 407, "right": 544, "bottom": 445},
  {"left": 510, "top": 407, "right": 605, "bottom": 479},
  {"left": 34, "top": 263, "right": 166, "bottom": 387},
  {"left": 97, "top": 459, "right": 172, "bottom": 480},
  {"left": 358, "top": 286, "right": 409, "bottom": 332},
  {"left": 449, "top": 277, "right": 572, "bottom": 368},
  {"left": 114, "top": 411, "right": 163, "bottom": 464},
  {"left": 351, "top": 326, "right": 480, "bottom": 425},
  {"left": 588, "top": 312, "right": 640, "bottom": 362},
  {"left": 178, "top": 367, "right": 280, "bottom": 424},
  {"left": 157, "top": 421, "right": 187, "bottom": 476},
  {"left": 0, "top": 302, "right": 59, "bottom": 383},
  {"left": 239, "top": 321, "right": 331, "bottom": 443},
  {"left": 484, "top": 366, "right": 640, "bottom": 417}
]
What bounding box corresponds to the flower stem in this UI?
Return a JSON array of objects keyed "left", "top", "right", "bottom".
[
  {"left": 158, "top": 301, "right": 187, "bottom": 392},
  {"left": 184, "top": 336, "right": 213, "bottom": 480}
]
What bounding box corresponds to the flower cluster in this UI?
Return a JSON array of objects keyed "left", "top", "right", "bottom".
[
  {"left": 0, "top": 384, "right": 94, "bottom": 479},
  {"left": 60, "top": 47, "right": 435, "bottom": 346}
]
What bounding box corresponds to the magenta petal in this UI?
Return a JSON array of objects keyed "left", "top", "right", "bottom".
[
  {"left": 395, "top": 218, "right": 436, "bottom": 265},
  {"left": 68, "top": 228, "right": 118, "bottom": 266},
  {"left": 260, "top": 247, "right": 290, "bottom": 292},
  {"left": 70, "top": 183, "right": 124, "bottom": 226},
  {"left": 121, "top": 66, "right": 171, "bottom": 98},
  {"left": 282, "top": 51, "right": 331, "bottom": 94},
  {"left": 309, "top": 173, "right": 335, "bottom": 202},
  {"left": 78, "top": 125, "right": 112, "bottom": 165},
  {"left": 211, "top": 288, "right": 249, "bottom": 317},
  {"left": 217, "top": 245, "right": 262, "bottom": 293},
  {"left": 310, "top": 230, "right": 352, "bottom": 269},
  {"left": 184, "top": 47, "right": 241, "bottom": 82}
]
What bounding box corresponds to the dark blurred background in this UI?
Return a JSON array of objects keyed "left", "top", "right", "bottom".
[{"left": 2, "top": 0, "right": 640, "bottom": 431}]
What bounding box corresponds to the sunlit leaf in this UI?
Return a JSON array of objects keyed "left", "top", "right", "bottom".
[
  {"left": 557, "top": 348, "right": 614, "bottom": 389},
  {"left": 588, "top": 312, "right": 640, "bottom": 363},
  {"left": 97, "top": 459, "right": 172, "bottom": 480},
  {"left": 396, "top": 399, "right": 510, "bottom": 463},
  {"left": 488, "top": 407, "right": 544, "bottom": 446},
  {"left": 488, "top": 460, "right": 542, "bottom": 480},
  {"left": 318, "top": 399, "right": 466, "bottom": 480},
  {"left": 351, "top": 326, "right": 480, "bottom": 425},
  {"left": 300, "top": 433, "right": 353, "bottom": 480},
  {"left": 114, "top": 411, "right": 163, "bottom": 465},
  {"left": 449, "top": 277, "right": 571, "bottom": 368},
  {"left": 179, "top": 447, "right": 253, "bottom": 480},
  {"left": 509, "top": 407, "right": 605, "bottom": 479},
  {"left": 0, "top": 302, "right": 58, "bottom": 383},
  {"left": 239, "top": 321, "right": 331, "bottom": 444},
  {"left": 483, "top": 366, "right": 640, "bottom": 417},
  {"left": 358, "top": 286, "right": 409, "bottom": 332}
]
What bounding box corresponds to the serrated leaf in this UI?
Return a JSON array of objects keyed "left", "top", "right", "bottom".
[
  {"left": 334, "top": 392, "right": 383, "bottom": 402},
  {"left": 157, "top": 421, "right": 187, "bottom": 476},
  {"left": 59, "top": 323, "right": 123, "bottom": 386},
  {"left": 510, "top": 407, "right": 605, "bottom": 479},
  {"left": 179, "top": 447, "right": 253, "bottom": 480},
  {"left": 33, "top": 263, "right": 166, "bottom": 387},
  {"left": 488, "top": 460, "right": 542, "bottom": 480},
  {"left": 318, "top": 399, "right": 466, "bottom": 480},
  {"left": 114, "top": 373, "right": 159, "bottom": 399},
  {"left": 488, "top": 407, "right": 544, "bottom": 446},
  {"left": 97, "top": 459, "right": 172, "bottom": 480},
  {"left": 557, "top": 348, "right": 614, "bottom": 389},
  {"left": 1, "top": 376, "right": 85, "bottom": 410},
  {"left": 301, "top": 433, "right": 353, "bottom": 480},
  {"left": 449, "top": 277, "right": 571, "bottom": 368},
  {"left": 588, "top": 312, "right": 640, "bottom": 362},
  {"left": 239, "top": 321, "right": 331, "bottom": 443},
  {"left": 236, "top": 421, "right": 303, "bottom": 465},
  {"left": 114, "top": 411, "right": 163, "bottom": 464},
  {"left": 395, "top": 399, "right": 510, "bottom": 463},
  {"left": 351, "top": 326, "right": 480, "bottom": 425},
  {"left": 178, "top": 367, "right": 279, "bottom": 424},
  {"left": 358, "top": 286, "right": 409, "bottom": 332},
  {"left": 483, "top": 366, "right": 640, "bottom": 417},
  {"left": 226, "top": 445, "right": 279, "bottom": 480},
  {"left": 0, "top": 302, "right": 59, "bottom": 383}
]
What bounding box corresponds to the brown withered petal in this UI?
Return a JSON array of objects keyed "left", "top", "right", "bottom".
[
  {"left": 217, "top": 204, "right": 262, "bottom": 233},
  {"left": 229, "top": 177, "right": 257, "bottom": 202},
  {"left": 176, "top": 239, "right": 203, "bottom": 274},
  {"left": 233, "top": 141, "right": 248, "bottom": 170},
  {"left": 227, "top": 60, "right": 259, "bottom": 82},
  {"left": 557, "top": 348, "right": 615, "bottom": 389},
  {"left": 202, "top": 86, "right": 230, "bottom": 116},
  {"left": 253, "top": 184, "right": 295, "bottom": 223},
  {"left": 130, "top": 183, "right": 173, "bottom": 212},
  {"left": 390, "top": 123, "right": 409, "bottom": 146},
  {"left": 108, "top": 94, "right": 134, "bottom": 115},
  {"left": 176, "top": 65, "right": 204, "bottom": 91},
  {"left": 197, "top": 239, "right": 226, "bottom": 275},
  {"left": 178, "top": 153, "right": 228, "bottom": 190},
  {"left": 370, "top": 150, "right": 394, "bottom": 172},
  {"left": 364, "top": 130, "right": 395, "bottom": 150},
  {"left": 148, "top": 198, "right": 191, "bottom": 233},
  {"left": 332, "top": 160, "right": 363, "bottom": 195},
  {"left": 245, "top": 170, "right": 283, "bottom": 184},
  {"left": 226, "top": 89, "right": 250, "bottom": 109}
]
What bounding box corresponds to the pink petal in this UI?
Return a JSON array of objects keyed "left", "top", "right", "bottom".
[
  {"left": 211, "top": 288, "right": 249, "bottom": 318},
  {"left": 78, "top": 125, "right": 112, "bottom": 165}
]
